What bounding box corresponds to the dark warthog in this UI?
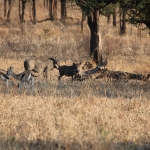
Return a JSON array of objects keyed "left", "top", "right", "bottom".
[
  {"left": 24, "top": 57, "right": 59, "bottom": 79},
  {"left": 58, "top": 62, "right": 81, "bottom": 81},
  {"left": 6, "top": 66, "right": 34, "bottom": 88}
]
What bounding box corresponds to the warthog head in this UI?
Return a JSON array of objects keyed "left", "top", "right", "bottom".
[{"left": 73, "top": 63, "right": 81, "bottom": 74}]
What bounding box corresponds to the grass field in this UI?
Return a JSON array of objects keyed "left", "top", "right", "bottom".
[{"left": 0, "top": 1, "right": 150, "bottom": 150}]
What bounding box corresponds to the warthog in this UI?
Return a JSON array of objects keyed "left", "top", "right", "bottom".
[
  {"left": 58, "top": 62, "right": 81, "bottom": 81},
  {"left": 24, "top": 57, "right": 59, "bottom": 79},
  {"left": 6, "top": 66, "right": 34, "bottom": 88}
]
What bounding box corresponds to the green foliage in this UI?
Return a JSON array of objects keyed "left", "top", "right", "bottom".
[
  {"left": 119, "top": 0, "right": 150, "bottom": 30},
  {"left": 75, "top": 0, "right": 117, "bottom": 16},
  {"left": 102, "top": 3, "right": 116, "bottom": 17}
]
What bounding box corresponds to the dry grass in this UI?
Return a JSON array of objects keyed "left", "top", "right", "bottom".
[{"left": 0, "top": 1, "right": 150, "bottom": 150}]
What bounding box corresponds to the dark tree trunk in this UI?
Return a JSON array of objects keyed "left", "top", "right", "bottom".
[
  {"left": 107, "top": 14, "right": 111, "bottom": 24},
  {"left": 32, "top": 0, "right": 36, "bottom": 23},
  {"left": 53, "top": 0, "right": 57, "bottom": 20},
  {"left": 113, "top": 7, "right": 117, "bottom": 26},
  {"left": 49, "top": 0, "right": 57, "bottom": 20},
  {"left": 87, "top": 9, "right": 102, "bottom": 64},
  {"left": 21, "top": 0, "right": 26, "bottom": 22},
  {"left": 49, "top": 0, "right": 53, "bottom": 19},
  {"left": 19, "top": 0, "right": 21, "bottom": 19},
  {"left": 81, "top": 10, "right": 86, "bottom": 33},
  {"left": 60, "top": 0, "right": 67, "bottom": 20},
  {"left": 7, "top": 0, "right": 12, "bottom": 20},
  {"left": 4, "top": 0, "right": 7, "bottom": 17},
  {"left": 120, "top": 10, "right": 126, "bottom": 34}
]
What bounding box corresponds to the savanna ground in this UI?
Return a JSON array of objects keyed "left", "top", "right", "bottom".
[{"left": 0, "top": 1, "right": 150, "bottom": 150}]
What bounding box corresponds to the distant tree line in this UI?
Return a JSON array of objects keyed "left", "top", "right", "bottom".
[{"left": 3, "top": 0, "right": 150, "bottom": 64}]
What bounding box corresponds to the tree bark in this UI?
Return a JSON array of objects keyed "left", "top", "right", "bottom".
[
  {"left": 113, "top": 6, "right": 117, "bottom": 26},
  {"left": 53, "top": 0, "right": 57, "bottom": 20},
  {"left": 32, "top": 0, "right": 36, "bottom": 23},
  {"left": 107, "top": 14, "right": 111, "bottom": 24},
  {"left": 49, "top": 0, "right": 53, "bottom": 19},
  {"left": 87, "top": 9, "right": 102, "bottom": 64},
  {"left": 7, "top": 0, "right": 12, "bottom": 20},
  {"left": 19, "top": 0, "right": 21, "bottom": 19},
  {"left": 120, "top": 10, "right": 126, "bottom": 34},
  {"left": 60, "top": 0, "right": 67, "bottom": 20},
  {"left": 21, "top": 0, "right": 26, "bottom": 22},
  {"left": 4, "top": 0, "right": 7, "bottom": 17},
  {"left": 49, "top": 0, "right": 57, "bottom": 20}
]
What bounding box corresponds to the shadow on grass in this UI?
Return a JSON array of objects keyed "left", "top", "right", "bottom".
[
  {"left": 28, "top": 79, "right": 150, "bottom": 99},
  {"left": 1, "top": 138, "right": 150, "bottom": 150},
  {"left": 1, "top": 79, "right": 150, "bottom": 99}
]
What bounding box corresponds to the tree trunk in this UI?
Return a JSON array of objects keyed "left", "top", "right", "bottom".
[
  {"left": 120, "top": 10, "right": 126, "bottom": 34},
  {"left": 87, "top": 9, "right": 102, "bottom": 64},
  {"left": 113, "top": 6, "right": 117, "bottom": 26},
  {"left": 49, "top": 0, "right": 57, "bottom": 20},
  {"left": 60, "top": 0, "right": 67, "bottom": 20},
  {"left": 81, "top": 10, "right": 86, "bottom": 33},
  {"left": 7, "top": 0, "right": 12, "bottom": 20},
  {"left": 107, "top": 14, "right": 111, "bottom": 24},
  {"left": 4, "top": 0, "right": 7, "bottom": 17},
  {"left": 49, "top": 0, "right": 53, "bottom": 19},
  {"left": 21, "top": 0, "right": 26, "bottom": 22},
  {"left": 19, "top": 0, "right": 21, "bottom": 19},
  {"left": 32, "top": 0, "right": 36, "bottom": 23},
  {"left": 53, "top": 0, "right": 57, "bottom": 20}
]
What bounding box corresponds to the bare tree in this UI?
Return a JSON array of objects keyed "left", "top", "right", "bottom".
[
  {"left": 32, "top": 0, "right": 36, "bottom": 23},
  {"left": 49, "top": 0, "right": 57, "bottom": 20},
  {"left": 19, "top": 0, "right": 27, "bottom": 22},
  {"left": 44, "top": 0, "right": 49, "bottom": 8},
  {"left": 4, "top": 0, "right": 7, "bottom": 17},
  {"left": 4, "top": 0, "right": 13, "bottom": 20},
  {"left": 113, "top": 6, "right": 117, "bottom": 26},
  {"left": 87, "top": 9, "right": 102, "bottom": 64},
  {"left": 60, "top": 0, "right": 67, "bottom": 20}
]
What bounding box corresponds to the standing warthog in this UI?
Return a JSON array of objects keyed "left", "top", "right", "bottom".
[
  {"left": 58, "top": 62, "right": 81, "bottom": 81},
  {"left": 24, "top": 57, "right": 59, "bottom": 79},
  {"left": 6, "top": 66, "right": 34, "bottom": 88}
]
